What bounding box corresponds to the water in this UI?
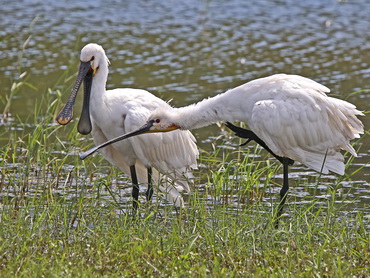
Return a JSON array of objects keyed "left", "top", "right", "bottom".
[{"left": 1, "top": 0, "right": 369, "bottom": 216}]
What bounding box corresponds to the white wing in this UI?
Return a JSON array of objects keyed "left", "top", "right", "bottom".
[
  {"left": 248, "top": 77, "right": 363, "bottom": 175},
  {"left": 123, "top": 100, "right": 199, "bottom": 193},
  {"left": 93, "top": 127, "right": 186, "bottom": 206},
  {"left": 90, "top": 88, "right": 199, "bottom": 205}
]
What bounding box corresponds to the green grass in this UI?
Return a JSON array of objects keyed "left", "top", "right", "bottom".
[
  {"left": 0, "top": 176, "right": 369, "bottom": 277},
  {"left": 0, "top": 88, "right": 369, "bottom": 277}
]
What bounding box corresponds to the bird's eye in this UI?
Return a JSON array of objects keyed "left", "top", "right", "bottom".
[
  {"left": 155, "top": 119, "right": 160, "bottom": 123},
  {"left": 90, "top": 56, "right": 95, "bottom": 61}
]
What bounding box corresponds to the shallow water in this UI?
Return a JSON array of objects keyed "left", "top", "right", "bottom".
[{"left": 1, "top": 0, "right": 369, "bottom": 216}]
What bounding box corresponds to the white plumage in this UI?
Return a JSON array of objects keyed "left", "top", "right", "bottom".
[
  {"left": 242, "top": 74, "right": 362, "bottom": 175},
  {"left": 57, "top": 43, "right": 199, "bottom": 207},
  {"left": 90, "top": 89, "right": 198, "bottom": 200}
]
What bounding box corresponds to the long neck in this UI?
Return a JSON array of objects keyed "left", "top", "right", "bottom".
[
  {"left": 173, "top": 92, "right": 242, "bottom": 130},
  {"left": 89, "top": 62, "right": 109, "bottom": 126},
  {"left": 90, "top": 63, "right": 109, "bottom": 107}
]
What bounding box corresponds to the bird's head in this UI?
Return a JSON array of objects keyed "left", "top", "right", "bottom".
[
  {"left": 79, "top": 43, "right": 110, "bottom": 76},
  {"left": 145, "top": 108, "right": 181, "bottom": 133},
  {"left": 56, "top": 43, "right": 110, "bottom": 135},
  {"left": 79, "top": 108, "right": 181, "bottom": 160}
]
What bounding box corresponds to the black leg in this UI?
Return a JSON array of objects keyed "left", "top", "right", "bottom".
[
  {"left": 275, "top": 157, "right": 290, "bottom": 228},
  {"left": 130, "top": 165, "right": 139, "bottom": 210},
  {"left": 225, "top": 122, "right": 294, "bottom": 165},
  {"left": 146, "top": 167, "right": 153, "bottom": 201},
  {"left": 225, "top": 122, "right": 294, "bottom": 228}
]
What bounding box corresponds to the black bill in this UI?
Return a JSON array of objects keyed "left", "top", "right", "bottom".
[
  {"left": 79, "top": 120, "right": 155, "bottom": 160},
  {"left": 56, "top": 61, "right": 93, "bottom": 135}
]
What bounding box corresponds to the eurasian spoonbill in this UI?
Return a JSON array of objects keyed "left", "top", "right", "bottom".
[{"left": 56, "top": 43, "right": 199, "bottom": 209}]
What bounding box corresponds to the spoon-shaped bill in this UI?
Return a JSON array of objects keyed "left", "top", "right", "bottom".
[
  {"left": 77, "top": 69, "right": 93, "bottom": 135},
  {"left": 79, "top": 120, "right": 155, "bottom": 160},
  {"left": 56, "top": 61, "right": 92, "bottom": 126}
]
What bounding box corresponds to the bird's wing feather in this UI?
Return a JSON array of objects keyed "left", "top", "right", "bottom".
[
  {"left": 127, "top": 130, "right": 199, "bottom": 193},
  {"left": 249, "top": 86, "right": 363, "bottom": 175},
  {"left": 91, "top": 122, "right": 186, "bottom": 206},
  {"left": 102, "top": 89, "right": 199, "bottom": 194},
  {"left": 123, "top": 102, "right": 199, "bottom": 169}
]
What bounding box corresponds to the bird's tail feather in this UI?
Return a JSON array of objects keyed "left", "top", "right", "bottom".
[{"left": 300, "top": 150, "right": 345, "bottom": 176}]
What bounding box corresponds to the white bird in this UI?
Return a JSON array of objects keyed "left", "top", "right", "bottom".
[
  {"left": 56, "top": 43, "right": 199, "bottom": 208},
  {"left": 80, "top": 74, "right": 364, "bottom": 224}
]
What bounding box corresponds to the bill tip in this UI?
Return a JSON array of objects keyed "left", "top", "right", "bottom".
[{"left": 57, "top": 116, "right": 72, "bottom": 125}]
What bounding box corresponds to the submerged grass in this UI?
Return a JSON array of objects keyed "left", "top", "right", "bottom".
[{"left": 0, "top": 175, "right": 369, "bottom": 277}]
